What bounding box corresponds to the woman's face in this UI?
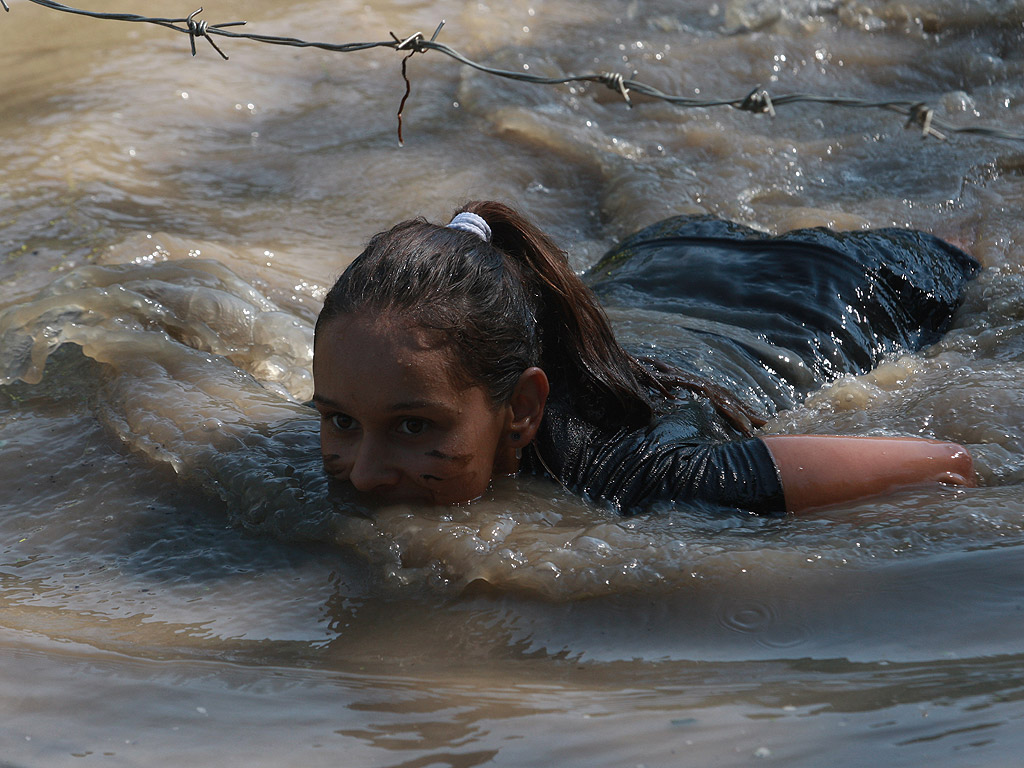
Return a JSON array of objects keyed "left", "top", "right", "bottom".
[{"left": 312, "top": 314, "right": 515, "bottom": 506}]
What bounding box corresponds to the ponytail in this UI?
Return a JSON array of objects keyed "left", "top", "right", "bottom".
[
  {"left": 459, "top": 201, "right": 766, "bottom": 433},
  {"left": 457, "top": 201, "right": 655, "bottom": 426}
]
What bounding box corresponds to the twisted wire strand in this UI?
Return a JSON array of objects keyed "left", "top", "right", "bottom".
[{"left": 8, "top": 0, "right": 1024, "bottom": 145}]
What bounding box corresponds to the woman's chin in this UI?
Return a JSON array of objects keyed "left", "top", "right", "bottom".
[
  {"left": 324, "top": 471, "right": 495, "bottom": 508},
  {"left": 358, "top": 486, "right": 472, "bottom": 509}
]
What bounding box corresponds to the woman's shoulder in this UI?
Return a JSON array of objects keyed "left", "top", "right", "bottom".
[{"left": 525, "top": 397, "right": 784, "bottom": 515}]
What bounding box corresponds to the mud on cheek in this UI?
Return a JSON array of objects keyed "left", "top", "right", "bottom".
[{"left": 424, "top": 449, "right": 473, "bottom": 465}]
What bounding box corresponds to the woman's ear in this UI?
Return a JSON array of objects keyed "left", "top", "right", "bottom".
[{"left": 506, "top": 367, "right": 549, "bottom": 446}]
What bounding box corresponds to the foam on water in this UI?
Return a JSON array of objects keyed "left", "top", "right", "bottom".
[{"left": 4, "top": 0, "right": 1024, "bottom": 763}]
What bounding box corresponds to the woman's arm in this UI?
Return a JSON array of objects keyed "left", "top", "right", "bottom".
[{"left": 761, "top": 435, "right": 976, "bottom": 513}]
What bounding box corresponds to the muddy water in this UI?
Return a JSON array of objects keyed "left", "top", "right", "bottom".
[{"left": 3, "top": 0, "right": 1024, "bottom": 765}]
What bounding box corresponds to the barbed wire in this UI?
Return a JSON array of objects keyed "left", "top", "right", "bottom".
[{"left": 6, "top": 0, "right": 1024, "bottom": 146}]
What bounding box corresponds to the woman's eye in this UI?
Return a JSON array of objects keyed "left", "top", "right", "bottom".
[
  {"left": 398, "top": 418, "right": 428, "bottom": 436},
  {"left": 330, "top": 413, "right": 355, "bottom": 431}
]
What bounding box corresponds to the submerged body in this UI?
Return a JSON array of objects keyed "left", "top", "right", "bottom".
[{"left": 312, "top": 206, "right": 979, "bottom": 514}]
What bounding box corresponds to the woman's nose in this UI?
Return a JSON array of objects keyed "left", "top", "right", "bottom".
[{"left": 347, "top": 436, "right": 399, "bottom": 493}]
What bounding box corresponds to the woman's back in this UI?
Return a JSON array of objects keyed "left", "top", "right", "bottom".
[{"left": 588, "top": 215, "right": 980, "bottom": 408}]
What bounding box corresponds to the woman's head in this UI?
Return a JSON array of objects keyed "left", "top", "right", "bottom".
[
  {"left": 312, "top": 309, "right": 548, "bottom": 505},
  {"left": 312, "top": 203, "right": 551, "bottom": 504},
  {"left": 312, "top": 200, "right": 662, "bottom": 504}
]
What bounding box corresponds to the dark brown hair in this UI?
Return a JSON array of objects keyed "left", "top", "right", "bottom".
[{"left": 315, "top": 201, "right": 763, "bottom": 433}]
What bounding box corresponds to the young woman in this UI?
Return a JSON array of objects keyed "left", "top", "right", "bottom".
[{"left": 312, "top": 201, "right": 979, "bottom": 514}]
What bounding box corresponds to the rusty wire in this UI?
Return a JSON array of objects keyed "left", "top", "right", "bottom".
[{"left": 6, "top": 0, "right": 1024, "bottom": 146}]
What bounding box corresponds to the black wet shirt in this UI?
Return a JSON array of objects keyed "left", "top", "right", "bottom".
[
  {"left": 522, "top": 215, "right": 980, "bottom": 515},
  {"left": 526, "top": 400, "right": 786, "bottom": 515}
]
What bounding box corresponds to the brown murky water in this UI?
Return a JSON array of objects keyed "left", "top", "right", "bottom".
[{"left": 3, "top": 0, "right": 1024, "bottom": 765}]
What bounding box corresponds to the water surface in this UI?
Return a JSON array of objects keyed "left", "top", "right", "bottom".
[{"left": 3, "top": 0, "right": 1024, "bottom": 765}]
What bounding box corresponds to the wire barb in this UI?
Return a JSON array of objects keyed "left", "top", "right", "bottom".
[
  {"left": 186, "top": 7, "right": 236, "bottom": 60},
  {"left": 1, "top": 0, "right": 10, "bottom": 13},
  {"left": 738, "top": 86, "right": 776, "bottom": 117},
  {"left": 598, "top": 72, "right": 631, "bottom": 105},
  {"left": 905, "top": 102, "right": 946, "bottom": 141},
  {"left": 391, "top": 30, "right": 427, "bottom": 53}
]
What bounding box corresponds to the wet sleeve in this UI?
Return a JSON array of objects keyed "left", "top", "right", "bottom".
[{"left": 530, "top": 407, "right": 786, "bottom": 516}]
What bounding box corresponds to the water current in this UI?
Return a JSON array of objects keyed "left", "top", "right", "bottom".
[{"left": 2, "top": 0, "right": 1024, "bottom": 765}]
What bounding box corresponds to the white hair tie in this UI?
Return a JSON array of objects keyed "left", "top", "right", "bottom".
[{"left": 447, "top": 212, "right": 492, "bottom": 243}]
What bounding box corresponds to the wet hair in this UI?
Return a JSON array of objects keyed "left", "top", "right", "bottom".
[{"left": 315, "top": 200, "right": 763, "bottom": 433}]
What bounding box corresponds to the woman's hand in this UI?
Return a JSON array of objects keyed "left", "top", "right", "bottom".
[{"left": 761, "top": 435, "right": 976, "bottom": 514}]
